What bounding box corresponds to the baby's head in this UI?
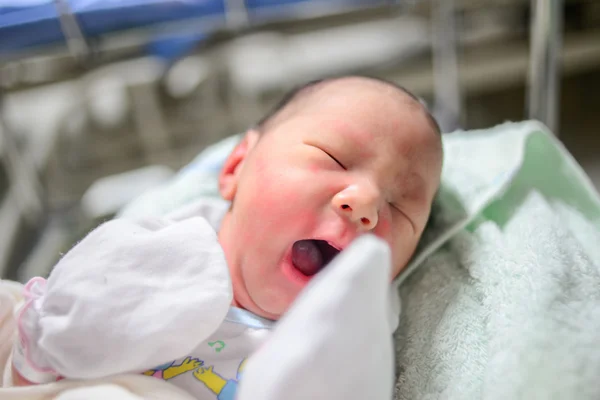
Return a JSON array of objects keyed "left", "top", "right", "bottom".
[{"left": 218, "top": 76, "right": 443, "bottom": 320}]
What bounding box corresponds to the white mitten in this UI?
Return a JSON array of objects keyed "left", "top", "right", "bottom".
[
  {"left": 14, "top": 216, "right": 232, "bottom": 382},
  {"left": 238, "top": 234, "right": 395, "bottom": 400}
]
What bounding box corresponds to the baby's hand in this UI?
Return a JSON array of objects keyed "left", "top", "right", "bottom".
[{"left": 20, "top": 216, "right": 232, "bottom": 379}]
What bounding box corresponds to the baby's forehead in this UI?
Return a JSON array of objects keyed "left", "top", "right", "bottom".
[
  {"left": 263, "top": 77, "right": 442, "bottom": 166},
  {"left": 297, "top": 79, "right": 438, "bottom": 132}
]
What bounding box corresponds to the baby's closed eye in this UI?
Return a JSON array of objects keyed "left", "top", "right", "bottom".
[
  {"left": 305, "top": 142, "right": 346, "bottom": 170},
  {"left": 320, "top": 149, "right": 346, "bottom": 170},
  {"left": 388, "top": 201, "right": 416, "bottom": 232}
]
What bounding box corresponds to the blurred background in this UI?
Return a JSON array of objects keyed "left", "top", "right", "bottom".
[{"left": 0, "top": 0, "right": 598, "bottom": 282}]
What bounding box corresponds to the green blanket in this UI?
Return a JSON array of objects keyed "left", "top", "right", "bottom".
[{"left": 394, "top": 121, "right": 600, "bottom": 399}]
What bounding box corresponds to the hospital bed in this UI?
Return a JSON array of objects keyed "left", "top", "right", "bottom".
[
  {"left": 0, "top": 0, "right": 392, "bottom": 60},
  {"left": 0, "top": 0, "right": 564, "bottom": 147},
  {"left": 0, "top": 0, "right": 565, "bottom": 278},
  {"left": 0, "top": 0, "right": 563, "bottom": 128}
]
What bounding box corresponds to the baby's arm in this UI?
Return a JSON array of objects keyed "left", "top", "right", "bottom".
[{"left": 12, "top": 216, "right": 232, "bottom": 384}]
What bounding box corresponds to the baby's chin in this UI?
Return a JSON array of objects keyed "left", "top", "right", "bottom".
[
  {"left": 243, "top": 298, "right": 287, "bottom": 321},
  {"left": 234, "top": 285, "right": 295, "bottom": 321}
]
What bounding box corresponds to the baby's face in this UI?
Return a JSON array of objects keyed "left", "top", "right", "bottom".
[{"left": 218, "top": 78, "right": 442, "bottom": 320}]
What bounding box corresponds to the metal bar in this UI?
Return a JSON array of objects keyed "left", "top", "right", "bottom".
[
  {"left": 528, "top": 0, "right": 563, "bottom": 135},
  {"left": 224, "top": 0, "right": 249, "bottom": 30},
  {"left": 432, "top": 0, "right": 461, "bottom": 133},
  {"left": 0, "top": 91, "right": 44, "bottom": 225},
  {"left": 53, "top": 0, "right": 92, "bottom": 64}
]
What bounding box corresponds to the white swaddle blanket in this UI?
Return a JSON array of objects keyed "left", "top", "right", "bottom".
[{"left": 392, "top": 122, "right": 600, "bottom": 399}]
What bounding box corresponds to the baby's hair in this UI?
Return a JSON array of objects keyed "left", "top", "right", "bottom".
[{"left": 254, "top": 75, "right": 442, "bottom": 136}]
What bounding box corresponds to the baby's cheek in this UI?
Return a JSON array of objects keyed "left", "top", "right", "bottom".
[
  {"left": 308, "top": 164, "right": 320, "bottom": 174},
  {"left": 375, "top": 217, "right": 392, "bottom": 240},
  {"left": 287, "top": 209, "right": 320, "bottom": 231},
  {"left": 248, "top": 166, "right": 284, "bottom": 206},
  {"left": 245, "top": 159, "right": 322, "bottom": 229},
  {"left": 244, "top": 174, "right": 302, "bottom": 230}
]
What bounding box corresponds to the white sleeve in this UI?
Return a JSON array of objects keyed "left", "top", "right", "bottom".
[
  {"left": 238, "top": 235, "right": 395, "bottom": 400},
  {"left": 15, "top": 216, "right": 232, "bottom": 381}
]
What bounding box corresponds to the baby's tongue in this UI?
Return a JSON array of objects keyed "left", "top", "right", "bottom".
[{"left": 292, "top": 240, "right": 323, "bottom": 276}]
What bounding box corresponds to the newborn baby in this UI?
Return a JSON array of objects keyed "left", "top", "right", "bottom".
[{"left": 10, "top": 76, "right": 443, "bottom": 398}]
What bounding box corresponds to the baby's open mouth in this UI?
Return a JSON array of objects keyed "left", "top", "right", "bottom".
[{"left": 291, "top": 239, "right": 341, "bottom": 276}]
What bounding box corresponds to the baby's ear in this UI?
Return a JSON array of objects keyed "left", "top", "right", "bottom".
[{"left": 219, "top": 130, "right": 260, "bottom": 201}]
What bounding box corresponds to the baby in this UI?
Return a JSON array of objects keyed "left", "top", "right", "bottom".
[{"left": 10, "top": 76, "right": 443, "bottom": 398}]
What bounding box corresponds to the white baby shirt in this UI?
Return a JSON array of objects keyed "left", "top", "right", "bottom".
[
  {"left": 13, "top": 199, "right": 274, "bottom": 400},
  {"left": 137, "top": 308, "right": 273, "bottom": 400}
]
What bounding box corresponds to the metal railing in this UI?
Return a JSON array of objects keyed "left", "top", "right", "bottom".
[{"left": 528, "top": 0, "right": 563, "bottom": 135}]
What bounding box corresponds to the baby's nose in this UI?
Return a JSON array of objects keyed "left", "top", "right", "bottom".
[{"left": 332, "top": 184, "right": 379, "bottom": 231}]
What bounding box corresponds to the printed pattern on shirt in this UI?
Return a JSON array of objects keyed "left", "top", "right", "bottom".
[
  {"left": 192, "top": 358, "right": 246, "bottom": 400},
  {"left": 144, "top": 357, "right": 246, "bottom": 400},
  {"left": 142, "top": 357, "right": 204, "bottom": 380}
]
